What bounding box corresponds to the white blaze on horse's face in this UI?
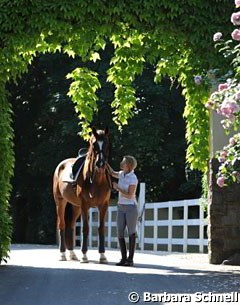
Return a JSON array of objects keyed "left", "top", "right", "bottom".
[{"left": 96, "top": 140, "right": 104, "bottom": 167}]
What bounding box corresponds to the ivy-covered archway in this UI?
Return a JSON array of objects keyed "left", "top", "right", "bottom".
[{"left": 0, "top": 0, "right": 233, "bottom": 262}]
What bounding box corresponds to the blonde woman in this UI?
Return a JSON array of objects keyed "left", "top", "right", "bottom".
[{"left": 107, "top": 155, "right": 138, "bottom": 266}]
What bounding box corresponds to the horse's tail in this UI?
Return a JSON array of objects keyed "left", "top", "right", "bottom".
[
  {"left": 53, "top": 158, "right": 77, "bottom": 250},
  {"left": 53, "top": 160, "right": 70, "bottom": 249},
  {"left": 64, "top": 202, "right": 74, "bottom": 250}
]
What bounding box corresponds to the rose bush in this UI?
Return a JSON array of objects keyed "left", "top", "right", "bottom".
[
  {"left": 216, "top": 134, "right": 240, "bottom": 187},
  {"left": 206, "top": 0, "right": 240, "bottom": 187},
  {"left": 206, "top": 78, "right": 240, "bottom": 131}
]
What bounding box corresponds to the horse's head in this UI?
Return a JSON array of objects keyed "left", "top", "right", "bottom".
[{"left": 89, "top": 127, "right": 109, "bottom": 168}]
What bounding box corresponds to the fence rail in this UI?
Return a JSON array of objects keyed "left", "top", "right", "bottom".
[{"left": 76, "top": 183, "right": 208, "bottom": 253}]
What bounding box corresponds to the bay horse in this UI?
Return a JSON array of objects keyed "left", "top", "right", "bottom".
[{"left": 53, "top": 127, "right": 111, "bottom": 263}]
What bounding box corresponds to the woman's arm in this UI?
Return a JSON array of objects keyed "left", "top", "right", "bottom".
[
  {"left": 106, "top": 163, "right": 119, "bottom": 179},
  {"left": 113, "top": 182, "right": 137, "bottom": 199}
]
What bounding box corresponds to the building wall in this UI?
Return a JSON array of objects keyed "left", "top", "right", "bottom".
[{"left": 208, "top": 158, "right": 240, "bottom": 264}]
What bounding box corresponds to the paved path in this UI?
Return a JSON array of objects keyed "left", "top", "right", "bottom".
[{"left": 0, "top": 244, "right": 240, "bottom": 305}]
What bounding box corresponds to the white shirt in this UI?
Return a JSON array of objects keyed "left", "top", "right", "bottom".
[{"left": 118, "top": 170, "right": 138, "bottom": 205}]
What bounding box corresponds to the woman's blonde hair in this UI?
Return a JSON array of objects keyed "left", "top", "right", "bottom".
[{"left": 122, "top": 155, "right": 137, "bottom": 171}]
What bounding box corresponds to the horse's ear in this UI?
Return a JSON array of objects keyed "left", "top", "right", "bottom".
[
  {"left": 92, "top": 126, "right": 98, "bottom": 138},
  {"left": 104, "top": 127, "right": 109, "bottom": 135}
]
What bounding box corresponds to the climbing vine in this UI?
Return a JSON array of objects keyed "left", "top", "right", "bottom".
[
  {"left": 0, "top": 84, "right": 14, "bottom": 263},
  {"left": 67, "top": 67, "right": 101, "bottom": 138},
  {"left": 0, "top": 0, "right": 234, "bottom": 262}
]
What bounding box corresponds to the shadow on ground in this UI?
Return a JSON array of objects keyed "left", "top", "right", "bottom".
[{"left": 1, "top": 260, "right": 240, "bottom": 305}]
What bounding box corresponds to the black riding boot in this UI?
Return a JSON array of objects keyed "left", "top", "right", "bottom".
[
  {"left": 116, "top": 238, "right": 127, "bottom": 266},
  {"left": 125, "top": 233, "right": 136, "bottom": 266}
]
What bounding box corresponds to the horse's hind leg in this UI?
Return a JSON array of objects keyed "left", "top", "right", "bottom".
[
  {"left": 67, "top": 205, "right": 81, "bottom": 261},
  {"left": 56, "top": 199, "right": 68, "bottom": 261}
]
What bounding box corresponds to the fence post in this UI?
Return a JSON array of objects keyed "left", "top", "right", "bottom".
[
  {"left": 183, "top": 200, "right": 188, "bottom": 253},
  {"left": 138, "top": 182, "right": 145, "bottom": 251},
  {"left": 168, "top": 202, "right": 173, "bottom": 252},
  {"left": 199, "top": 204, "right": 205, "bottom": 253},
  {"left": 153, "top": 205, "right": 158, "bottom": 251},
  {"left": 108, "top": 207, "right": 112, "bottom": 248}
]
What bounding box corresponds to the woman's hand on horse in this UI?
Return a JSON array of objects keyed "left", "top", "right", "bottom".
[
  {"left": 112, "top": 182, "right": 119, "bottom": 191},
  {"left": 106, "top": 163, "right": 119, "bottom": 178}
]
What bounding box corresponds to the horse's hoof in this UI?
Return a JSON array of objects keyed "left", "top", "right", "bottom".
[
  {"left": 99, "top": 257, "right": 108, "bottom": 264},
  {"left": 80, "top": 255, "right": 89, "bottom": 263},
  {"left": 99, "top": 253, "right": 108, "bottom": 264},
  {"left": 69, "top": 250, "right": 78, "bottom": 260},
  {"left": 59, "top": 253, "right": 67, "bottom": 261},
  {"left": 80, "top": 258, "right": 89, "bottom": 263},
  {"left": 69, "top": 252, "right": 79, "bottom": 261}
]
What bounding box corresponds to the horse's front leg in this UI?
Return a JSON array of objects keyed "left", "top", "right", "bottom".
[
  {"left": 98, "top": 204, "right": 108, "bottom": 263},
  {"left": 81, "top": 207, "right": 89, "bottom": 263}
]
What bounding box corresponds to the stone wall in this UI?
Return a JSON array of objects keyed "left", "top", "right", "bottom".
[{"left": 208, "top": 158, "right": 240, "bottom": 264}]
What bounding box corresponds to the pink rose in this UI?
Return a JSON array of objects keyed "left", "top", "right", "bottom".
[
  {"left": 218, "top": 151, "right": 227, "bottom": 163},
  {"left": 229, "top": 137, "right": 236, "bottom": 145},
  {"left": 217, "top": 176, "right": 225, "bottom": 187},
  {"left": 231, "top": 12, "right": 240, "bottom": 25},
  {"left": 213, "top": 32, "right": 222, "bottom": 42},
  {"left": 231, "top": 29, "right": 240, "bottom": 41},
  {"left": 220, "top": 151, "right": 227, "bottom": 158},
  {"left": 235, "top": 0, "right": 240, "bottom": 7},
  {"left": 218, "top": 83, "right": 228, "bottom": 91},
  {"left": 235, "top": 91, "right": 240, "bottom": 100},
  {"left": 220, "top": 99, "right": 239, "bottom": 118},
  {"left": 230, "top": 100, "right": 239, "bottom": 113}
]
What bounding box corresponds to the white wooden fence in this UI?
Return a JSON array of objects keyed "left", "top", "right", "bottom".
[{"left": 75, "top": 183, "right": 208, "bottom": 253}]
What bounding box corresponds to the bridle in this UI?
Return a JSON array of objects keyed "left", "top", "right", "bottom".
[
  {"left": 86, "top": 127, "right": 113, "bottom": 190},
  {"left": 88, "top": 133, "right": 112, "bottom": 189},
  {"left": 92, "top": 139, "right": 108, "bottom": 168}
]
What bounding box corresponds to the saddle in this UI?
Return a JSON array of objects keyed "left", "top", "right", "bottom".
[{"left": 70, "top": 148, "right": 87, "bottom": 182}]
